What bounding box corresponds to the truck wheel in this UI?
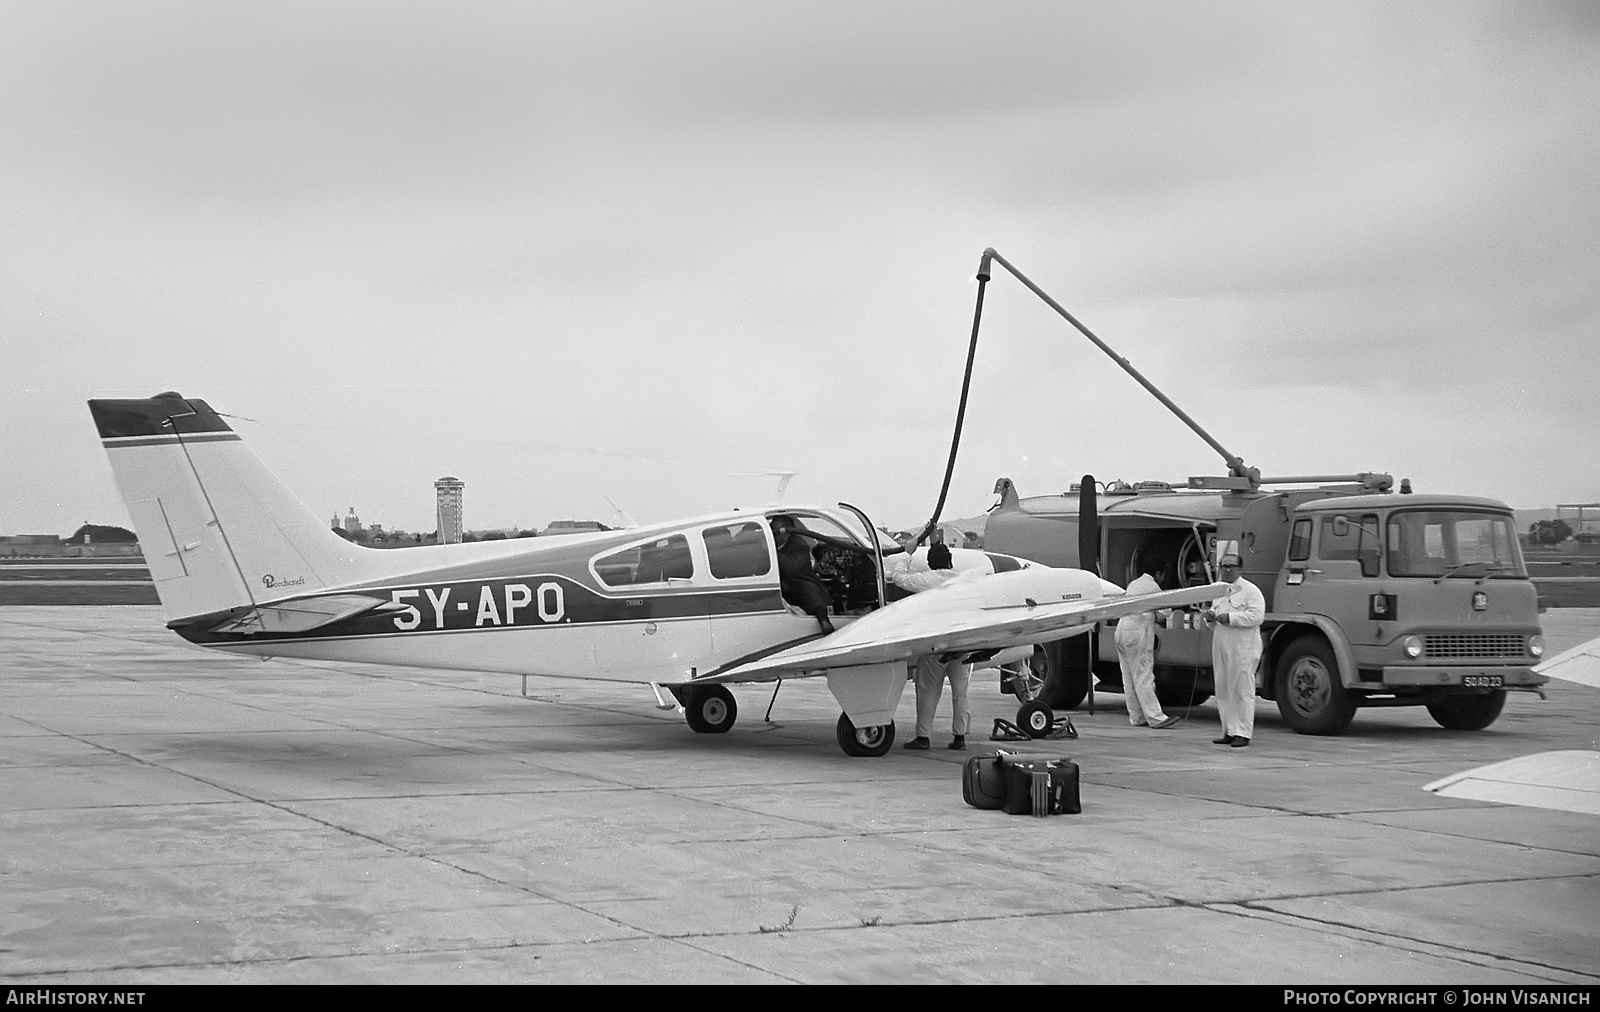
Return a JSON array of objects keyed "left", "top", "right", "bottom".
[
  {"left": 1154, "top": 668, "right": 1211, "bottom": 708},
  {"left": 1425, "top": 691, "right": 1506, "bottom": 731},
  {"left": 684, "top": 685, "right": 737, "bottom": 734},
  {"left": 1035, "top": 640, "right": 1090, "bottom": 710},
  {"left": 1274, "top": 636, "right": 1357, "bottom": 736}
]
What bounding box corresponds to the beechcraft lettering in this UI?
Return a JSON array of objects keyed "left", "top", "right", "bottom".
[
  {"left": 387, "top": 581, "right": 568, "bottom": 631},
  {"left": 89, "top": 391, "right": 1230, "bottom": 756}
]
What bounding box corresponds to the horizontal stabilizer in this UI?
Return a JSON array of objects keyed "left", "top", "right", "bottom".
[{"left": 209, "top": 594, "right": 396, "bottom": 635}]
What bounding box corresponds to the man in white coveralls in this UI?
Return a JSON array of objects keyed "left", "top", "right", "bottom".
[
  {"left": 1114, "top": 558, "right": 1182, "bottom": 729},
  {"left": 1201, "top": 554, "right": 1266, "bottom": 747}
]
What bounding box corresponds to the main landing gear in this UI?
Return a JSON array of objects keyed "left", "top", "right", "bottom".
[
  {"left": 678, "top": 685, "right": 897, "bottom": 757},
  {"left": 682, "top": 685, "right": 738, "bottom": 734},
  {"left": 836, "top": 713, "right": 896, "bottom": 757}
]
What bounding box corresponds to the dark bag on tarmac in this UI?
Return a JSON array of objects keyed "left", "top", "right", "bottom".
[
  {"left": 1000, "top": 756, "right": 1081, "bottom": 816},
  {"left": 961, "top": 751, "right": 1012, "bottom": 810}
]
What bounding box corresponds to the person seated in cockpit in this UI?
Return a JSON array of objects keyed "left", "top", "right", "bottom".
[{"left": 769, "top": 514, "right": 906, "bottom": 635}]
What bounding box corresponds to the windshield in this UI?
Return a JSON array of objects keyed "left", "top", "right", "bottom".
[{"left": 1385, "top": 511, "right": 1527, "bottom": 579}]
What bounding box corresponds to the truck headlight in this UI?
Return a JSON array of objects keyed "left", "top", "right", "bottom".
[
  {"left": 1529, "top": 635, "right": 1545, "bottom": 658},
  {"left": 1403, "top": 635, "right": 1423, "bottom": 659}
]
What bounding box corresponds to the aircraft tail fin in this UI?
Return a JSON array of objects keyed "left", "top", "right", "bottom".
[
  {"left": 88, "top": 392, "right": 372, "bottom": 625},
  {"left": 992, "top": 477, "right": 1020, "bottom": 512}
]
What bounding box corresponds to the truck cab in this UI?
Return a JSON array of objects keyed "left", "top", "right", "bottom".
[{"left": 1269, "top": 493, "right": 1545, "bottom": 733}]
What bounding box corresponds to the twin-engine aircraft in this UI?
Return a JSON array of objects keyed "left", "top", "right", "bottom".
[{"left": 88, "top": 392, "right": 1228, "bottom": 756}]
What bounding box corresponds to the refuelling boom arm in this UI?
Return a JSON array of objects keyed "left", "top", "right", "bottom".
[{"left": 977, "top": 249, "right": 1393, "bottom": 493}]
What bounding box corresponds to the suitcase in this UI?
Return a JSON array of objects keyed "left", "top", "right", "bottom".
[
  {"left": 961, "top": 751, "right": 1012, "bottom": 810},
  {"left": 1001, "top": 756, "right": 1081, "bottom": 816}
]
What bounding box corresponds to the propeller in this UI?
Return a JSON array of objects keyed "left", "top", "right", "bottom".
[
  {"left": 1077, "top": 474, "right": 1099, "bottom": 714},
  {"left": 1077, "top": 474, "right": 1099, "bottom": 576}
]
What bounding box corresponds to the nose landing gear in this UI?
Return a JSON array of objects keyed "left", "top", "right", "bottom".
[{"left": 992, "top": 658, "right": 1077, "bottom": 741}]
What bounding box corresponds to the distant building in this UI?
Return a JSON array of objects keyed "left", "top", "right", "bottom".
[
  {"left": 63, "top": 524, "right": 137, "bottom": 546},
  {"left": 342, "top": 507, "right": 361, "bottom": 535},
  {"left": 435, "top": 477, "right": 465, "bottom": 545},
  {"left": 0, "top": 534, "right": 63, "bottom": 558}
]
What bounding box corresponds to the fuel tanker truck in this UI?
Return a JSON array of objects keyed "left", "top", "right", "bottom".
[
  {"left": 985, "top": 476, "right": 1547, "bottom": 734},
  {"left": 963, "top": 249, "right": 1547, "bottom": 735}
]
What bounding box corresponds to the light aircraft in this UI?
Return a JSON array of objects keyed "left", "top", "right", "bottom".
[{"left": 88, "top": 391, "right": 1229, "bottom": 756}]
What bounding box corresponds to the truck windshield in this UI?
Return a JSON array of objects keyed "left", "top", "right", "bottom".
[{"left": 1385, "top": 511, "right": 1526, "bottom": 579}]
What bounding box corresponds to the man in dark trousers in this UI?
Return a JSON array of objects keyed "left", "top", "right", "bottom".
[{"left": 901, "top": 541, "right": 971, "bottom": 751}]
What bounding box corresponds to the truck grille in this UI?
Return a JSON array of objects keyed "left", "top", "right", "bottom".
[{"left": 1423, "top": 634, "right": 1525, "bottom": 659}]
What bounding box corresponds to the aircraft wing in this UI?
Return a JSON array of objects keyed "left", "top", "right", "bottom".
[
  {"left": 1534, "top": 635, "right": 1600, "bottom": 688},
  {"left": 689, "top": 580, "right": 1229, "bottom": 685}
]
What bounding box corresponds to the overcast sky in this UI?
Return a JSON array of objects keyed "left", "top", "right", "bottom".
[{"left": 3, "top": 1, "right": 1597, "bottom": 537}]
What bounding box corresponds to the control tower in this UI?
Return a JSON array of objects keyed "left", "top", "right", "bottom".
[{"left": 434, "top": 477, "right": 464, "bottom": 545}]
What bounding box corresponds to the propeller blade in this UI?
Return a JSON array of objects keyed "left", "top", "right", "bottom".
[{"left": 1077, "top": 474, "right": 1100, "bottom": 577}]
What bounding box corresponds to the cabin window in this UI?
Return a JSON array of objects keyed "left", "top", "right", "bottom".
[
  {"left": 1287, "top": 519, "right": 1313, "bottom": 561},
  {"left": 594, "top": 534, "right": 694, "bottom": 587},
  {"left": 702, "top": 522, "right": 772, "bottom": 579},
  {"left": 1318, "top": 514, "right": 1379, "bottom": 562}
]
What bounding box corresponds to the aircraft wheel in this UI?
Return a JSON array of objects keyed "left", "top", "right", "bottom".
[
  {"left": 685, "top": 685, "right": 737, "bottom": 734},
  {"left": 1274, "top": 636, "right": 1356, "bottom": 736},
  {"left": 1425, "top": 690, "right": 1506, "bottom": 731},
  {"left": 835, "top": 713, "right": 895, "bottom": 757},
  {"left": 1017, "top": 700, "right": 1054, "bottom": 739}
]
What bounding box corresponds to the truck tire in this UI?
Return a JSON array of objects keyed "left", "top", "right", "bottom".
[
  {"left": 1154, "top": 667, "right": 1211, "bottom": 708},
  {"left": 1035, "top": 640, "right": 1090, "bottom": 710},
  {"left": 1274, "top": 636, "right": 1357, "bottom": 736},
  {"left": 1425, "top": 691, "right": 1506, "bottom": 731}
]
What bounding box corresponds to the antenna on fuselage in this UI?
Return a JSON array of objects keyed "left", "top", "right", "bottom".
[
  {"left": 604, "top": 495, "right": 640, "bottom": 529},
  {"left": 732, "top": 471, "right": 797, "bottom": 500}
]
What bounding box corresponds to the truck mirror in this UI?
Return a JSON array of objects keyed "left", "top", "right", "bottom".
[{"left": 1332, "top": 516, "right": 1349, "bottom": 537}]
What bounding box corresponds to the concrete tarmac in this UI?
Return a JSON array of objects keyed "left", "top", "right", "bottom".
[{"left": 2, "top": 606, "right": 1597, "bottom": 985}]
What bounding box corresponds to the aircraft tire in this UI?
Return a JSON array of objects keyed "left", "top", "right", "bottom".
[
  {"left": 1425, "top": 690, "right": 1506, "bottom": 731},
  {"left": 685, "top": 685, "right": 737, "bottom": 734},
  {"left": 835, "top": 713, "right": 895, "bottom": 757},
  {"left": 1017, "top": 700, "right": 1054, "bottom": 738},
  {"left": 1274, "top": 636, "right": 1356, "bottom": 736}
]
